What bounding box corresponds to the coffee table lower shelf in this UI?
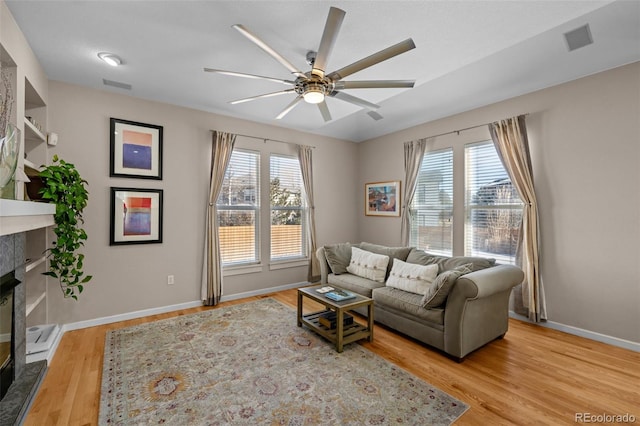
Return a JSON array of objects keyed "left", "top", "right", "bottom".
[
  {"left": 301, "top": 311, "right": 372, "bottom": 349},
  {"left": 297, "top": 285, "right": 374, "bottom": 352}
]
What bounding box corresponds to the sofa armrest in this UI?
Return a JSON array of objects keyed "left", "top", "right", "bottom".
[
  {"left": 316, "top": 247, "right": 330, "bottom": 284},
  {"left": 452, "top": 264, "right": 524, "bottom": 300},
  {"left": 444, "top": 264, "right": 524, "bottom": 359}
]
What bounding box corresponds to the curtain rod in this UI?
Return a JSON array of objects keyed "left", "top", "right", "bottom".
[
  {"left": 213, "top": 130, "right": 315, "bottom": 149},
  {"left": 422, "top": 113, "right": 529, "bottom": 140}
]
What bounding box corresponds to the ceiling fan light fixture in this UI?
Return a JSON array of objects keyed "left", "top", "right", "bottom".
[
  {"left": 302, "top": 81, "right": 327, "bottom": 104},
  {"left": 303, "top": 89, "right": 325, "bottom": 104},
  {"left": 98, "top": 52, "right": 122, "bottom": 67}
]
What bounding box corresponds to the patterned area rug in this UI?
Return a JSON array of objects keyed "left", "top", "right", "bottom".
[{"left": 99, "top": 298, "right": 468, "bottom": 425}]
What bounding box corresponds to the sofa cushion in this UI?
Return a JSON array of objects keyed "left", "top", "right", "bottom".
[
  {"left": 323, "top": 242, "right": 353, "bottom": 275},
  {"left": 421, "top": 263, "right": 473, "bottom": 308},
  {"left": 359, "top": 242, "right": 412, "bottom": 276},
  {"left": 406, "top": 248, "right": 496, "bottom": 273},
  {"left": 386, "top": 259, "right": 439, "bottom": 295},
  {"left": 373, "top": 287, "right": 444, "bottom": 327},
  {"left": 328, "top": 273, "right": 385, "bottom": 298},
  {"left": 346, "top": 247, "right": 390, "bottom": 283}
]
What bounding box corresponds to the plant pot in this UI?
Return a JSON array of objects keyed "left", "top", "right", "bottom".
[{"left": 25, "top": 175, "right": 45, "bottom": 201}]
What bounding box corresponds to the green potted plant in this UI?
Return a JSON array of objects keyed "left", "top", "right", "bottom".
[{"left": 39, "top": 154, "right": 92, "bottom": 299}]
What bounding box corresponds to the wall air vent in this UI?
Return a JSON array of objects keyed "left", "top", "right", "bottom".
[
  {"left": 103, "top": 78, "right": 132, "bottom": 90},
  {"left": 564, "top": 24, "right": 593, "bottom": 52}
]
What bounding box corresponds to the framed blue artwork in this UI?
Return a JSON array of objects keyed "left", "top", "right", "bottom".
[{"left": 110, "top": 118, "right": 163, "bottom": 180}]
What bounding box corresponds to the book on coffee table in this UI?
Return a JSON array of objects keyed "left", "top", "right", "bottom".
[
  {"left": 325, "top": 289, "right": 356, "bottom": 302},
  {"left": 318, "top": 311, "right": 354, "bottom": 329}
]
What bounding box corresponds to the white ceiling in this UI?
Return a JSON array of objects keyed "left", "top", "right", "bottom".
[{"left": 6, "top": 0, "right": 640, "bottom": 142}]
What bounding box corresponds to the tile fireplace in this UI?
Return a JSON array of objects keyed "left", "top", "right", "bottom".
[{"left": 0, "top": 200, "right": 54, "bottom": 425}]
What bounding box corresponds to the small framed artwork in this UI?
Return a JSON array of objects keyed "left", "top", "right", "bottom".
[
  {"left": 110, "top": 187, "right": 163, "bottom": 245},
  {"left": 110, "top": 118, "right": 163, "bottom": 179},
  {"left": 365, "top": 181, "right": 401, "bottom": 217}
]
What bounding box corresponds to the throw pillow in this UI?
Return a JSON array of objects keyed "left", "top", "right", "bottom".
[
  {"left": 421, "top": 263, "right": 473, "bottom": 309},
  {"left": 386, "top": 259, "right": 439, "bottom": 295},
  {"left": 346, "top": 247, "right": 390, "bottom": 283},
  {"left": 324, "top": 242, "right": 353, "bottom": 275},
  {"left": 359, "top": 242, "right": 412, "bottom": 277}
]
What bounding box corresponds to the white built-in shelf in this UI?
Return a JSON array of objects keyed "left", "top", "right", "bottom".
[
  {"left": 24, "top": 118, "right": 46, "bottom": 143},
  {"left": 23, "top": 159, "right": 40, "bottom": 171},
  {"left": 26, "top": 290, "right": 46, "bottom": 317},
  {"left": 25, "top": 256, "right": 46, "bottom": 273}
]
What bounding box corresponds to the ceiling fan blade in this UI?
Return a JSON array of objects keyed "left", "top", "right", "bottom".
[
  {"left": 335, "top": 80, "right": 415, "bottom": 89},
  {"left": 317, "top": 101, "right": 332, "bottom": 122},
  {"left": 327, "top": 38, "right": 416, "bottom": 81},
  {"left": 204, "top": 68, "right": 295, "bottom": 85},
  {"left": 312, "top": 7, "right": 346, "bottom": 78},
  {"left": 329, "top": 91, "right": 380, "bottom": 110},
  {"left": 232, "top": 24, "right": 306, "bottom": 78},
  {"left": 276, "top": 95, "right": 303, "bottom": 120},
  {"left": 230, "top": 89, "right": 296, "bottom": 105}
]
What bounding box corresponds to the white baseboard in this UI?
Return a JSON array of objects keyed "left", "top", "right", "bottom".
[
  {"left": 219, "top": 281, "right": 309, "bottom": 302},
  {"left": 62, "top": 300, "right": 205, "bottom": 333},
  {"left": 509, "top": 311, "right": 640, "bottom": 352}
]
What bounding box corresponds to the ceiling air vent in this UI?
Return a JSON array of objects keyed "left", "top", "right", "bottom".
[
  {"left": 564, "top": 24, "right": 593, "bottom": 52},
  {"left": 367, "top": 111, "right": 384, "bottom": 121},
  {"left": 103, "top": 78, "right": 132, "bottom": 90}
]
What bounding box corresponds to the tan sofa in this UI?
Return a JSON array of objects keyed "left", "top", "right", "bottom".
[{"left": 316, "top": 242, "right": 524, "bottom": 360}]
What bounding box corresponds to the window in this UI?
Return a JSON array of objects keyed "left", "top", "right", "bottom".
[
  {"left": 217, "top": 149, "right": 260, "bottom": 266},
  {"left": 270, "top": 154, "right": 306, "bottom": 261},
  {"left": 410, "top": 148, "right": 453, "bottom": 256},
  {"left": 465, "top": 141, "right": 523, "bottom": 264}
]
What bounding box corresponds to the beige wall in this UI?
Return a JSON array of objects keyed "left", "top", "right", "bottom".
[
  {"left": 44, "top": 62, "right": 640, "bottom": 344},
  {"left": 46, "top": 81, "right": 359, "bottom": 324},
  {"left": 356, "top": 62, "right": 640, "bottom": 343}
]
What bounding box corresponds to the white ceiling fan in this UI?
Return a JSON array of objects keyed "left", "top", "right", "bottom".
[{"left": 204, "top": 7, "right": 416, "bottom": 122}]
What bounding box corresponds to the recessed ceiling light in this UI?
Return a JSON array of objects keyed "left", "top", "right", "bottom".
[{"left": 98, "top": 52, "right": 122, "bottom": 67}]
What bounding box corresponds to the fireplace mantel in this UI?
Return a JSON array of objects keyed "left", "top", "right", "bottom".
[{"left": 0, "top": 200, "right": 56, "bottom": 236}]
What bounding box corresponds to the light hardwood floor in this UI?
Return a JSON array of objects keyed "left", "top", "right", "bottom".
[{"left": 24, "top": 289, "right": 640, "bottom": 425}]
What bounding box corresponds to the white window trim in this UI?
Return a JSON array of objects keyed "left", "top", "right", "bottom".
[
  {"left": 222, "top": 263, "right": 263, "bottom": 276},
  {"left": 269, "top": 258, "right": 310, "bottom": 271}
]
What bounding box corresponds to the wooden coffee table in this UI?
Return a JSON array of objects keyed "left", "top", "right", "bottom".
[{"left": 297, "top": 285, "right": 374, "bottom": 353}]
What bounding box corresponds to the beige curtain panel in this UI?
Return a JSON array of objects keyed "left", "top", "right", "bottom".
[
  {"left": 401, "top": 138, "right": 427, "bottom": 246},
  {"left": 489, "top": 115, "right": 546, "bottom": 322},
  {"left": 298, "top": 145, "right": 320, "bottom": 282},
  {"left": 201, "top": 131, "right": 236, "bottom": 306}
]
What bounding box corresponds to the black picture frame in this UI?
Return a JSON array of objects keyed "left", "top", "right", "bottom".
[
  {"left": 110, "top": 187, "right": 163, "bottom": 245},
  {"left": 110, "top": 118, "right": 163, "bottom": 180}
]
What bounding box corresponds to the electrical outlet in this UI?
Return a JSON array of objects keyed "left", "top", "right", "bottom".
[{"left": 167, "top": 275, "right": 175, "bottom": 285}]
